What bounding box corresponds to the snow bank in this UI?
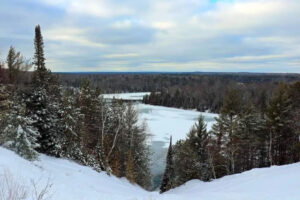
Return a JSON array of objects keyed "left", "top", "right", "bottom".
[
  {"left": 165, "top": 163, "right": 300, "bottom": 200},
  {"left": 1, "top": 147, "right": 299, "bottom": 200},
  {"left": 0, "top": 147, "right": 153, "bottom": 200}
]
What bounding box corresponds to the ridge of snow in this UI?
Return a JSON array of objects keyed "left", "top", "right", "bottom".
[{"left": 0, "top": 147, "right": 299, "bottom": 200}]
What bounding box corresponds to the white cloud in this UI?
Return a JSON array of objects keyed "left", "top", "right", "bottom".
[
  {"left": 44, "top": 27, "right": 106, "bottom": 48},
  {"left": 2, "top": 0, "right": 300, "bottom": 72},
  {"left": 103, "top": 53, "right": 140, "bottom": 59},
  {"left": 152, "top": 21, "right": 175, "bottom": 30},
  {"left": 40, "top": 0, "right": 132, "bottom": 17}
]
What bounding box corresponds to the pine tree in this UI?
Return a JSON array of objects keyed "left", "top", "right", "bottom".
[
  {"left": 6, "top": 46, "right": 22, "bottom": 84},
  {"left": 59, "top": 88, "right": 84, "bottom": 160},
  {"left": 289, "top": 82, "right": 300, "bottom": 162},
  {"left": 209, "top": 115, "right": 229, "bottom": 177},
  {"left": 219, "top": 88, "right": 243, "bottom": 174},
  {"left": 0, "top": 85, "right": 11, "bottom": 132},
  {"left": 26, "top": 87, "right": 57, "bottom": 155},
  {"left": 77, "top": 80, "right": 105, "bottom": 171},
  {"left": 173, "top": 139, "right": 199, "bottom": 187},
  {"left": 1, "top": 100, "right": 39, "bottom": 160},
  {"left": 25, "top": 25, "right": 63, "bottom": 156},
  {"left": 160, "top": 136, "right": 175, "bottom": 193},
  {"left": 34, "top": 26, "right": 45, "bottom": 69},
  {"left": 266, "top": 83, "right": 293, "bottom": 165},
  {"left": 236, "top": 102, "right": 265, "bottom": 170},
  {"left": 123, "top": 106, "right": 151, "bottom": 188},
  {"left": 187, "top": 115, "right": 212, "bottom": 181},
  {"left": 32, "top": 25, "right": 50, "bottom": 86}
]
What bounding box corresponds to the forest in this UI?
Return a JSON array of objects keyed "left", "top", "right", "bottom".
[
  {"left": 0, "top": 25, "right": 299, "bottom": 193},
  {"left": 0, "top": 26, "right": 151, "bottom": 189}
]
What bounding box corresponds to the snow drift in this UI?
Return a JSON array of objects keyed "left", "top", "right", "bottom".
[{"left": 0, "top": 147, "right": 299, "bottom": 200}]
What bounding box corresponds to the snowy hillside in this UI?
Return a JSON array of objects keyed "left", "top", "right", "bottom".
[
  {"left": 1, "top": 147, "right": 300, "bottom": 200},
  {"left": 0, "top": 147, "right": 152, "bottom": 200}
]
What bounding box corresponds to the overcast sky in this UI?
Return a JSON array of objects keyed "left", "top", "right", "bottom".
[{"left": 0, "top": 0, "right": 299, "bottom": 72}]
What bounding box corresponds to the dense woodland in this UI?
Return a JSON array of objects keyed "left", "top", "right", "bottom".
[
  {"left": 0, "top": 25, "right": 299, "bottom": 193},
  {"left": 0, "top": 26, "right": 151, "bottom": 189},
  {"left": 58, "top": 72, "right": 300, "bottom": 113},
  {"left": 160, "top": 81, "right": 300, "bottom": 192}
]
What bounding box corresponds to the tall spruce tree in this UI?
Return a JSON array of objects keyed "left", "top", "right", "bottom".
[
  {"left": 187, "top": 115, "right": 212, "bottom": 181},
  {"left": 26, "top": 25, "right": 60, "bottom": 156},
  {"left": 34, "top": 26, "right": 45, "bottom": 68},
  {"left": 160, "top": 136, "right": 175, "bottom": 193},
  {"left": 32, "top": 25, "right": 49, "bottom": 86}
]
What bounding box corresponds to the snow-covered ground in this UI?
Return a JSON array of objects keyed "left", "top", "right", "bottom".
[{"left": 1, "top": 147, "right": 299, "bottom": 200}]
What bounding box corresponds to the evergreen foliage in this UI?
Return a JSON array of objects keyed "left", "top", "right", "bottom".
[
  {"left": 169, "top": 82, "right": 299, "bottom": 189},
  {"left": 6, "top": 46, "right": 22, "bottom": 84},
  {"left": 160, "top": 137, "right": 175, "bottom": 193},
  {"left": 0, "top": 98, "right": 39, "bottom": 160}
]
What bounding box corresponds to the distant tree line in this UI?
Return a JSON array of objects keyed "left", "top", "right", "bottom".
[
  {"left": 56, "top": 71, "right": 300, "bottom": 114},
  {"left": 143, "top": 81, "right": 280, "bottom": 113},
  {"left": 0, "top": 25, "right": 151, "bottom": 189},
  {"left": 160, "top": 82, "right": 300, "bottom": 193}
]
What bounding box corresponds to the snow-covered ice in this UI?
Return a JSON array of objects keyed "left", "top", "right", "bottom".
[
  {"left": 0, "top": 147, "right": 299, "bottom": 200},
  {"left": 103, "top": 92, "right": 218, "bottom": 145},
  {"left": 136, "top": 103, "right": 218, "bottom": 146}
]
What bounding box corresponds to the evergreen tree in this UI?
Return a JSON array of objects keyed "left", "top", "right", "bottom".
[
  {"left": 0, "top": 85, "right": 11, "bottom": 132},
  {"left": 236, "top": 102, "right": 265, "bottom": 170},
  {"left": 209, "top": 115, "right": 229, "bottom": 177},
  {"left": 160, "top": 136, "right": 175, "bottom": 193},
  {"left": 266, "top": 83, "right": 293, "bottom": 165},
  {"left": 77, "top": 80, "right": 105, "bottom": 171},
  {"left": 1, "top": 99, "right": 39, "bottom": 160},
  {"left": 25, "top": 25, "right": 63, "bottom": 156},
  {"left": 6, "top": 46, "right": 22, "bottom": 84},
  {"left": 26, "top": 87, "right": 57, "bottom": 155},
  {"left": 173, "top": 139, "right": 199, "bottom": 187},
  {"left": 34, "top": 26, "right": 45, "bottom": 69},
  {"left": 59, "top": 88, "right": 84, "bottom": 160},
  {"left": 289, "top": 82, "right": 300, "bottom": 162},
  {"left": 187, "top": 115, "right": 212, "bottom": 181},
  {"left": 32, "top": 25, "right": 50, "bottom": 86},
  {"left": 123, "top": 105, "right": 152, "bottom": 188},
  {"left": 219, "top": 88, "right": 243, "bottom": 174}
]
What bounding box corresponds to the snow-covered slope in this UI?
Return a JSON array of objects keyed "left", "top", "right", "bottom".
[
  {"left": 0, "top": 147, "right": 153, "bottom": 200},
  {"left": 1, "top": 147, "right": 300, "bottom": 200},
  {"left": 166, "top": 163, "right": 300, "bottom": 200}
]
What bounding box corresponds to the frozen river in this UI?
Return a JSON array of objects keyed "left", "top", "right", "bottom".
[{"left": 102, "top": 92, "right": 218, "bottom": 180}]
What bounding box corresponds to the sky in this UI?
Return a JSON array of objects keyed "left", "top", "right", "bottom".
[{"left": 0, "top": 0, "right": 300, "bottom": 72}]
